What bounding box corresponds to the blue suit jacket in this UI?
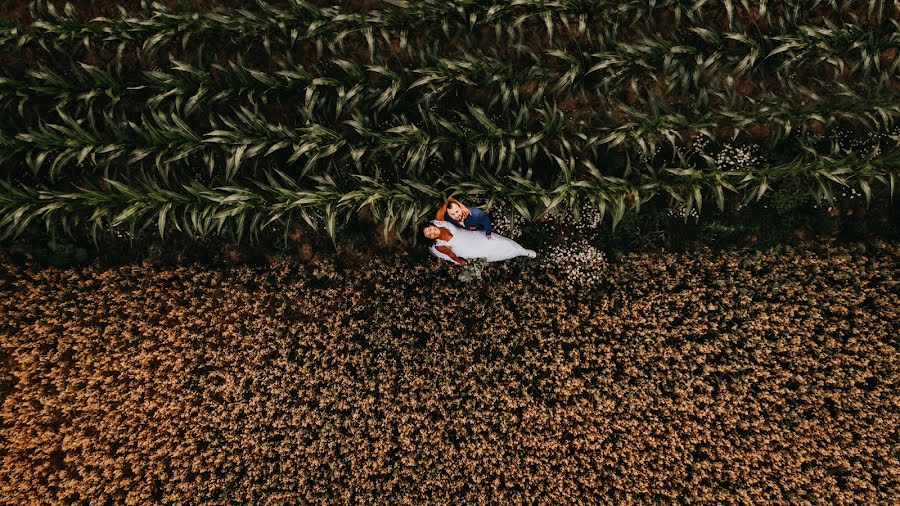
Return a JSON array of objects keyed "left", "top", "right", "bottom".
[{"left": 444, "top": 206, "right": 493, "bottom": 235}]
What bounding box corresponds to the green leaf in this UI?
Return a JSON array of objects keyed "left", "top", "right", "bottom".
[
  {"left": 756, "top": 178, "right": 769, "bottom": 201},
  {"left": 713, "top": 184, "right": 725, "bottom": 212},
  {"left": 511, "top": 200, "right": 532, "bottom": 221},
  {"left": 158, "top": 203, "right": 170, "bottom": 239},
  {"left": 859, "top": 179, "right": 871, "bottom": 207}
]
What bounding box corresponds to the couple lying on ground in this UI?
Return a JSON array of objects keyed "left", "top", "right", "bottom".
[{"left": 422, "top": 197, "right": 536, "bottom": 266}]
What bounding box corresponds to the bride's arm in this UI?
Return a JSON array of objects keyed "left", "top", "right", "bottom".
[{"left": 436, "top": 245, "right": 467, "bottom": 266}]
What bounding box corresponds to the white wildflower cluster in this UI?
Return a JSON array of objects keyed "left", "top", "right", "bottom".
[
  {"left": 813, "top": 188, "right": 861, "bottom": 206},
  {"left": 576, "top": 201, "right": 603, "bottom": 230},
  {"left": 668, "top": 206, "right": 700, "bottom": 222},
  {"left": 546, "top": 201, "right": 604, "bottom": 236},
  {"left": 543, "top": 238, "right": 608, "bottom": 286},
  {"left": 485, "top": 198, "right": 526, "bottom": 239},
  {"left": 831, "top": 127, "right": 868, "bottom": 154},
  {"left": 813, "top": 187, "right": 862, "bottom": 215},
  {"left": 688, "top": 134, "right": 711, "bottom": 154},
  {"left": 830, "top": 127, "right": 873, "bottom": 155},
  {"left": 537, "top": 202, "right": 608, "bottom": 286},
  {"left": 829, "top": 124, "right": 899, "bottom": 157},
  {"left": 715, "top": 143, "right": 762, "bottom": 170},
  {"left": 838, "top": 188, "right": 861, "bottom": 200}
]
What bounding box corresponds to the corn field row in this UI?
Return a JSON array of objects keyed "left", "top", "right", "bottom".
[
  {"left": 0, "top": 0, "right": 898, "bottom": 245},
  {"left": 3, "top": 4, "right": 897, "bottom": 95},
  {"left": 3, "top": 1, "right": 897, "bottom": 57},
  {"left": 1, "top": 89, "right": 898, "bottom": 180},
  {"left": 2, "top": 30, "right": 898, "bottom": 115},
  {"left": 2, "top": 145, "right": 896, "bottom": 246}
]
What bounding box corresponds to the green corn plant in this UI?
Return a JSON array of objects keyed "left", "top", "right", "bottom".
[
  {"left": 24, "top": 0, "right": 397, "bottom": 61},
  {"left": 27, "top": 1, "right": 104, "bottom": 53},
  {"left": 0, "top": 62, "right": 125, "bottom": 116},
  {"left": 254, "top": 167, "right": 334, "bottom": 240},
  {"left": 2, "top": 142, "right": 897, "bottom": 245},
  {"left": 137, "top": 58, "right": 314, "bottom": 115},
  {"left": 15, "top": 0, "right": 887, "bottom": 67},
  {"left": 377, "top": 0, "right": 595, "bottom": 49},
  {"left": 768, "top": 21, "right": 900, "bottom": 81},
  {"left": 684, "top": 0, "right": 824, "bottom": 31},
  {"left": 205, "top": 105, "right": 346, "bottom": 181},
  {"left": 4, "top": 0, "right": 899, "bottom": 248},
  {"left": 336, "top": 173, "right": 439, "bottom": 243},
  {"left": 0, "top": 74, "right": 26, "bottom": 116},
  {"left": 12, "top": 2, "right": 888, "bottom": 111},
  {"left": 0, "top": 18, "right": 30, "bottom": 52},
  {"left": 5, "top": 79, "right": 895, "bottom": 186},
  {"left": 10, "top": 109, "right": 206, "bottom": 181},
  {"left": 8, "top": 1, "right": 656, "bottom": 64}
]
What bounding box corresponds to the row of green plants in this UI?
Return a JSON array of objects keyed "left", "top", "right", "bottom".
[
  {"left": 1, "top": 82, "right": 897, "bottom": 182},
  {"left": 0, "top": 2, "right": 900, "bottom": 86},
  {"left": 3, "top": 1, "right": 896, "bottom": 57},
  {"left": 1, "top": 143, "right": 895, "bottom": 247},
  {"left": 0, "top": 62, "right": 900, "bottom": 179},
  {"left": 2, "top": 3, "right": 895, "bottom": 170},
  {"left": 1, "top": 4, "right": 895, "bottom": 181},
  {"left": 0, "top": 1, "right": 897, "bottom": 248},
  {"left": 3, "top": 2, "right": 896, "bottom": 97},
  {"left": 2, "top": 30, "right": 897, "bottom": 116}
]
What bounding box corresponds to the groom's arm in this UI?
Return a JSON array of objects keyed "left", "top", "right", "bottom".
[
  {"left": 436, "top": 245, "right": 467, "bottom": 266},
  {"left": 469, "top": 208, "right": 493, "bottom": 236}
]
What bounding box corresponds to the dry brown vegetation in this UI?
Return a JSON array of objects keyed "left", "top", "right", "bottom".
[{"left": 0, "top": 243, "right": 898, "bottom": 503}]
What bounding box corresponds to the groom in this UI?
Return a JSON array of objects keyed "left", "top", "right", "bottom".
[{"left": 435, "top": 197, "right": 494, "bottom": 240}]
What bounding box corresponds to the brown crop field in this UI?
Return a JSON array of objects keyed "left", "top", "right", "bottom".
[{"left": 1, "top": 243, "right": 897, "bottom": 503}]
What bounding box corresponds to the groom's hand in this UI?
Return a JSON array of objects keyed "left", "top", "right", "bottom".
[{"left": 486, "top": 233, "right": 492, "bottom": 240}]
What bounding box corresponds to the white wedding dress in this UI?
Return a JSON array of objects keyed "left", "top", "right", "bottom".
[{"left": 428, "top": 220, "right": 537, "bottom": 263}]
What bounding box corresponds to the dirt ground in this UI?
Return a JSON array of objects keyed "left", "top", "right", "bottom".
[{"left": 0, "top": 243, "right": 897, "bottom": 503}]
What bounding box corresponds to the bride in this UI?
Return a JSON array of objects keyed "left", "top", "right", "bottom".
[{"left": 423, "top": 219, "right": 537, "bottom": 266}]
